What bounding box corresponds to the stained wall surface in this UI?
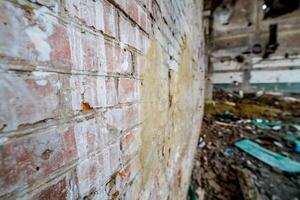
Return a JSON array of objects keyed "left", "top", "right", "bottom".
[
  {"left": 207, "top": 0, "right": 300, "bottom": 94},
  {"left": 0, "top": 0, "right": 205, "bottom": 199}
]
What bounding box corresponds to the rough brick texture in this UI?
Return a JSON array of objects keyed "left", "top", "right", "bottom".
[{"left": 0, "top": 0, "right": 204, "bottom": 199}]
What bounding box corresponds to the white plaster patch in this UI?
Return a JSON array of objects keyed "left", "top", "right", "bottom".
[
  {"left": 25, "top": 26, "right": 52, "bottom": 61},
  {"left": 36, "top": 79, "right": 48, "bottom": 86},
  {"left": 33, "top": 7, "right": 55, "bottom": 33},
  {"left": 56, "top": 81, "right": 61, "bottom": 89},
  {"left": 95, "top": 0, "right": 104, "bottom": 30},
  {"left": 25, "top": 6, "right": 57, "bottom": 62},
  {"left": 70, "top": 76, "right": 85, "bottom": 111},
  {"left": 120, "top": 42, "right": 126, "bottom": 50},
  {"left": 102, "top": 148, "right": 111, "bottom": 178},
  {"left": 68, "top": 28, "right": 83, "bottom": 71},
  {"left": 74, "top": 121, "right": 88, "bottom": 158},
  {"left": 0, "top": 1, "right": 29, "bottom": 58},
  {"left": 32, "top": 71, "right": 52, "bottom": 77},
  {"left": 32, "top": 71, "right": 59, "bottom": 86},
  {"left": 120, "top": 51, "right": 130, "bottom": 72},
  {"left": 0, "top": 73, "right": 58, "bottom": 131},
  {"left": 0, "top": 137, "right": 8, "bottom": 145},
  {"left": 97, "top": 77, "right": 107, "bottom": 106}
]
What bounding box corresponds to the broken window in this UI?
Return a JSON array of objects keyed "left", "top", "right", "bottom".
[{"left": 262, "top": 0, "right": 300, "bottom": 19}]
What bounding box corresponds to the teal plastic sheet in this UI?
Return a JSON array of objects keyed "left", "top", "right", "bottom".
[
  {"left": 251, "top": 119, "right": 282, "bottom": 130},
  {"left": 188, "top": 186, "right": 198, "bottom": 200},
  {"left": 295, "top": 141, "right": 300, "bottom": 153},
  {"left": 235, "top": 139, "right": 300, "bottom": 173}
]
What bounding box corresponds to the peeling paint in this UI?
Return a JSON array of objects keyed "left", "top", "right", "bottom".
[
  {"left": 25, "top": 7, "right": 55, "bottom": 62},
  {"left": 0, "top": 72, "right": 59, "bottom": 131},
  {"left": 25, "top": 25, "right": 51, "bottom": 61},
  {"left": 139, "top": 38, "right": 200, "bottom": 199},
  {"left": 36, "top": 79, "right": 48, "bottom": 86}
]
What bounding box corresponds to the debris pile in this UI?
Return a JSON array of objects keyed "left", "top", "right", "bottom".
[{"left": 190, "top": 89, "right": 300, "bottom": 200}]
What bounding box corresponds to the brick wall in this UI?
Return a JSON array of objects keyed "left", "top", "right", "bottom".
[{"left": 0, "top": 0, "right": 204, "bottom": 199}]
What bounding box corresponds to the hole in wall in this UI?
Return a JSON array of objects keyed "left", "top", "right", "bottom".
[
  {"left": 233, "top": 81, "right": 239, "bottom": 86},
  {"left": 219, "top": 5, "right": 231, "bottom": 26},
  {"left": 82, "top": 102, "right": 91, "bottom": 113},
  {"left": 235, "top": 55, "right": 245, "bottom": 63},
  {"left": 242, "top": 50, "right": 251, "bottom": 55},
  {"left": 41, "top": 149, "right": 53, "bottom": 160},
  {"left": 252, "top": 44, "right": 263, "bottom": 54},
  {"left": 285, "top": 52, "right": 289, "bottom": 58},
  {"left": 0, "top": 124, "right": 7, "bottom": 131}
]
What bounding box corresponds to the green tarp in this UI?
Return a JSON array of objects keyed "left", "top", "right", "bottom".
[{"left": 235, "top": 139, "right": 300, "bottom": 173}]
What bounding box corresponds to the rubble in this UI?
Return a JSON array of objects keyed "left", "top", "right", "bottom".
[
  {"left": 237, "top": 168, "right": 262, "bottom": 200},
  {"left": 190, "top": 89, "right": 300, "bottom": 200}
]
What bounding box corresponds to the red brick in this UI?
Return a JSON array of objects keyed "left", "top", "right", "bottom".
[
  {"left": 63, "top": 127, "right": 78, "bottom": 162},
  {"left": 103, "top": 142, "right": 121, "bottom": 177},
  {"left": 127, "top": 0, "right": 139, "bottom": 23},
  {"left": 110, "top": 0, "right": 127, "bottom": 11},
  {"left": 69, "top": 76, "right": 107, "bottom": 112},
  {"left": 82, "top": 33, "right": 102, "bottom": 72},
  {"left": 105, "top": 77, "right": 118, "bottom": 106},
  {"left": 115, "top": 156, "right": 141, "bottom": 193},
  {"left": 135, "top": 54, "right": 146, "bottom": 77},
  {"left": 64, "top": 0, "right": 103, "bottom": 31},
  {"left": 137, "top": 29, "right": 145, "bottom": 52},
  {"left": 118, "top": 78, "right": 138, "bottom": 103},
  {"left": 29, "top": 0, "right": 59, "bottom": 10},
  {"left": 36, "top": 178, "right": 67, "bottom": 200},
  {"left": 0, "top": 72, "right": 59, "bottom": 132},
  {"left": 68, "top": 29, "right": 105, "bottom": 72},
  {"left": 138, "top": 6, "right": 147, "bottom": 32},
  {"left": 122, "top": 174, "right": 141, "bottom": 200},
  {"left": 0, "top": 126, "right": 77, "bottom": 195},
  {"left": 0, "top": 1, "right": 71, "bottom": 69},
  {"left": 119, "top": 15, "right": 140, "bottom": 50},
  {"left": 74, "top": 118, "right": 104, "bottom": 158},
  {"left": 140, "top": 0, "right": 150, "bottom": 8},
  {"left": 103, "top": 0, "right": 116, "bottom": 38},
  {"left": 0, "top": 0, "right": 205, "bottom": 198},
  {"left": 106, "top": 104, "right": 140, "bottom": 131},
  {"left": 125, "top": 0, "right": 148, "bottom": 32},
  {"left": 120, "top": 127, "right": 141, "bottom": 163},
  {"left": 48, "top": 26, "right": 72, "bottom": 68},
  {"left": 75, "top": 154, "right": 104, "bottom": 198},
  {"left": 105, "top": 41, "right": 132, "bottom": 74},
  {"left": 101, "top": 120, "right": 119, "bottom": 147}
]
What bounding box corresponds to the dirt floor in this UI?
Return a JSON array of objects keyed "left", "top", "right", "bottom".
[{"left": 190, "top": 89, "right": 300, "bottom": 200}]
